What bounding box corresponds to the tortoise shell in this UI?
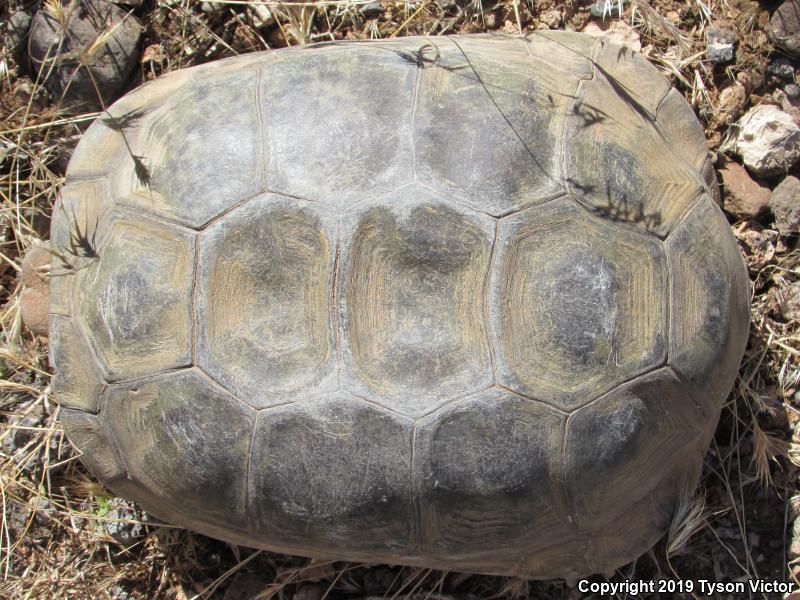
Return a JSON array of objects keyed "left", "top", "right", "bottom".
[{"left": 52, "top": 33, "right": 749, "bottom": 580}]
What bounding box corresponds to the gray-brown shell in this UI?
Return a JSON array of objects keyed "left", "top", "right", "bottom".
[{"left": 52, "top": 33, "right": 749, "bottom": 580}]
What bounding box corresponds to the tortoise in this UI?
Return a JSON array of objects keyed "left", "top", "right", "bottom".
[{"left": 43, "top": 32, "right": 749, "bottom": 580}]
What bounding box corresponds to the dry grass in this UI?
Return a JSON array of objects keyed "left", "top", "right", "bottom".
[{"left": 0, "top": 0, "right": 796, "bottom": 598}]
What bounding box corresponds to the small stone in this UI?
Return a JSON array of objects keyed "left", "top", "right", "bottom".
[
  {"left": 540, "top": 9, "right": 562, "bottom": 29},
  {"left": 112, "top": 0, "right": 144, "bottom": 6},
  {"left": 720, "top": 160, "right": 771, "bottom": 219},
  {"left": 718, "top": 83, "right": 747, "bottom": 125},
  {"left": 771, "top": 175, "right": 800, "bottom": 234},
  {"left": 102, "top": 499, "right": 145, "bottom": 546},
  {"left": 249, "top": 3, "right": 274, "bottom": 28},
  {"left": 732, "top": 104, "right": 800, "bottom": 176},
  {"left": 484, "top": 11, "right": 499, "bottom": 29},
  {"left": 361, "top": 2, "right": 384, "bottom": 19},
  {"left": 435, "top": 0, "right": 458, "bottom": 10},
  {"left": 706, "top": 26, "right": 737, "bottom": 64},
  {"left": 582, "top": 20, "right": 641, "bottom": 52},
  {"left": 589, "top": 0, "right": 622, "bottom": 19},
  {"left": 770, "top": 0, "right": 800, "bottom": 57},
  {"left": 733, "top": 221, "right": 778, "bottom": 271},
  {"left": 3, "top": 10, "right": 32, "bottom": 56},
  {"left": 28, "top": 496, "right": 54, "bottom": 525},
  {"left": 223, "top": 572, "right": 270, "bottom": 600},
  {"left": 787, "top": 83, "right": 800, "bottom": 99},
  {"left": 768, "top": 56, "right": 796, "bottom": 80},
  {"left": 28, "top": 0, "right": 142, "bottom": 110},
  {"left": 200, "top": 1, "right": 221, "bottom": 14}
]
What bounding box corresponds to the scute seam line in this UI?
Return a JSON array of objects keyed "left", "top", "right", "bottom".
[
  {"left": 331, "top": 219, "right": 344, "bottom": 387},
  {"left": 483, "top": 220, "right": 499, "bottom": 382}
]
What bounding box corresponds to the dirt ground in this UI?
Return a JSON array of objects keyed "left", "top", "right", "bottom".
[{"left": 1, "top": 0, "right": 799, "bottom": 598}]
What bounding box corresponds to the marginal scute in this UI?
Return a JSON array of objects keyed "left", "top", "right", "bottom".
[
  {"left": 75, "top": 215, "right": 194, "bottom": 380},
  {"left": 196, "top": 194, "right": 338, "bottom": 408},
  {"left": 339, "top": 186, "right": 494, "bottom": 417},
  {"left": 667, "top": 194, "right": 750, "bottom": 407},
  {"left": 492, "top": 198, "right": 666, "bottom": 410},
  {"left": 564, "top": 368, "right": 703, "bottom": 531},
  {"left": 414, "top": 389, "right": 571, "bottom": 560},
  {"left": 49, "top": 316, "right": 105, "bottom": 413},
  {"left": 104, "top": 369, "right": 253, "bottom": 528},
  {"left": 657, "top": 87, "right": 709, "bottom": 170},
  {"left": 563, "top": 67, "right": 702, "bottom": 237},
  {"left": 414, "top": 35, "right": 585, "bottom": 215},
  {"left": 261, "top": 48, "right": 414, "bottom": 206},
  {"left": 249, "top": 392, "right": 414, "bottom": 553},
  {"left": 66, "top": 69, "right": 192, "bottom": 181},
  {"left": 586, "top": 447, "right": 704, "bottom": 574},
  {"left": 112, "top": 67, "right": 262, "bottom": 228},
  {"left": 50, "top": 179, "right": 113, "bottom": 316},
  {"left": 60, "top": 409, "right": 125, "bottom": 482}
]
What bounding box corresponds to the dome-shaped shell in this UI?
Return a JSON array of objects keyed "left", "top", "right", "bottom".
[{"left": 52, "top": 33, "right": 749, "bottom": 580}]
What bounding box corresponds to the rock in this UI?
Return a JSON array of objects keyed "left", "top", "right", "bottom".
[
  {"left": 720, "top": 160, "right": 771, "bottom": 219},
  {"left": 770, "top": 0, "right": 800, "bottom": 56},
  {"left": 771, "top": 175, "right": 800, "bottom": 234},
  {"left": 102, "top": 499, "right": 145, "bottom": 546},
  {"left": 717, "top": 83, "right": 747, "bottom": 126},
  {"left": 3, "top": 10, "right": 32, "bottom": 57},
  {"left": 590, "top": 0, "right": 622, "bottom": 19},
  {"left": 249, "top": 3, "right": 274, "bottom": 28},
  {"left": 768, "top": 56, "right": 796, "bottom": 80},
  {"left": 20, "top": 244, "right": 50, "bottom": 337},
  {"left": 108, "top": 585, "right": 134, "bottom": 600},
  {"left": 776, "top": 283, "right": 800, "bottom": 321},
  {"left": 28, "top": 0, "right": 142, "bottom": 110},
  {"left": 435, "top": 0, "right": 458, "bottom": 10},
  {"left": 1, "top": 402, "right": 46, "bottom": 471},
  {"left": 733, "top": 221, "right": 779, "bottom": 271},
  {"left": 732, "top": 104, "right": 800, "bottom": 176},
  {"left": 361, "top": 2, "right": 384, "bottom": 19},
  {"left": 787, "top": 83, "right": 800, "bottom": 99},
  {"left": 706, "top": 26, "right": 737, "bottom": 64},
  {"left": 582, "top": 20, "right": 641, "bottom": 52},
  {"left": 222, "top": 572, "right": 270, "bottom": 600},
  {"left": 28, "top": 496, "right": 55, "bottom": 525},
  {"left": 540, "top": 9, "right": 562, "bottom": 29}
]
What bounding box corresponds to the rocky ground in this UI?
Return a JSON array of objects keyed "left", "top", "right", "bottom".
[{"left": 1, "top": 0, "right": 800, "bottom": 598}]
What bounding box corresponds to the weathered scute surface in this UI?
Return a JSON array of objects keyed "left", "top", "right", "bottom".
[
  {"left": 105, "top": 369, "right": 253, "bottom": 530},
  {"left": 75, "top": 214, "right": 194, "bottom": 380},
  {"left": 196, "top": 194, "right": 338, "bottom": 408},
  {"left": 249, "top": 392, "right": 414, "bottom": 554},
  {"left": 113, "top": 67, "right": 263, "bottom": 227},
  {"left": 563, "top": 369, "right": 703, "bottom": 530},
  {"left": 49, "top": 316, "right": 105, "bottom": 413},
  {"left": 491, "top": 197, "right": 667, "bottom": 410},
  {"left": 563, "top": 63, "right": 703, "bottom": 237},
  {"left": 59, "top": 409, "right": 126, "bottom": 482},
  {"left": 414, "top": 389, "right": 571, "bottom": 565},
  {"left": 413, "top": 35, "right": 589, "bottom": 215},
  {"left": 51, "top": 33, "right": 748, "bottom": 581},
  {"left": 261, "top": 47, "right": 415, "bottom": 206},
  {"left": 667, "top": 195, "right": 750, "bottom": 405},
  {"left": 339, "top": 185, "right": 494, "bottom": 417}
]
